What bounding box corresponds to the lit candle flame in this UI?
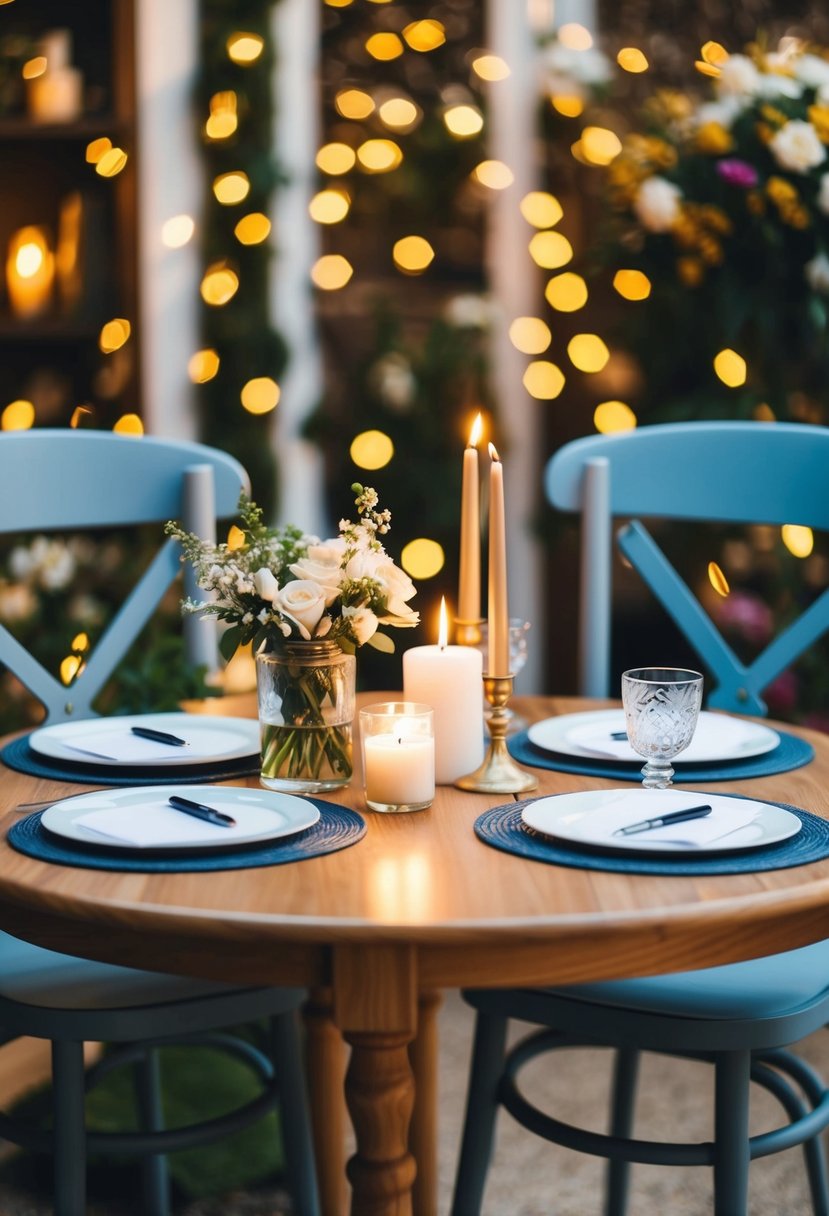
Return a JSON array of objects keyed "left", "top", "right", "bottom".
[
  {"left": 438, "top": 596, "right": 448, "bottom": 649},
  {"left": 489, "top": 442, "right": 500, "bottom": 462},
  {"left": 468, "top": 412, "right": 483, "bottom": 448}
]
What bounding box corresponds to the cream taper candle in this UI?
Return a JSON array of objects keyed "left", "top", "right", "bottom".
[
  {"left": 458, "top": 412, "right": 482, "bottom": 623},
  {"left": 403, "top": 598, "right": 484, "bottom": 783},
  {"left": 487, "top": 444, "right": 509, "bottom": 677}
]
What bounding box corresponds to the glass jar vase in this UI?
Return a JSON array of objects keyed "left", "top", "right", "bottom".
[{"left": 255, "top": 641, "right": 356, "bottom": 793}]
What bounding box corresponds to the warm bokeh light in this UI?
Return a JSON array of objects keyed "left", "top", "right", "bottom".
[
  {"left": 213, "top": 171, "right": 250, "bottom": 205},
  {"left": 520, "top": 192, "right": 563, "bottom": 228},
  {"left": 205, "top": 91, "right": 238, "bottom": 139},
  {"left": 227, "top": 525, "right": 246, "bottom": 550},
  {"left": 545, "top": 272, "right": 588, "bottom": 311},
  {"left": 508, "top": 316, "right": 552, "bottom": 354},
  {"left": 403, "top": 20, "right": 446, "bottom": 52},
  {"left": 324, "top": 0, "right": 354, "bottom": 6},
  {"left": 378, "top": 97, "right": 419, "bottom": 131},
  {"left": 529, "top": 230, "right": 573, "bottom": 269},
  {"left": 95, "top": 147, "right": 128, "bottom": 177},
  {"left": 70, "top": 406, "right": 93, "bottom": 428},
  {"left": 558, "top": 23, "right": 593, "bottom": 49},
  {"left": 568, "top": 333, "right": 611, "bottom": 373},
  {"left": 188, "top": 349, "right": 220, "bottom": 384},
  {"left": 113, "top": 413, "right": 144, "bottom": 435},
  {"left": 782, "top": 524, "right": 814, "bottom": 558},
  {"left": 472, "top": 160, "right": 514, "bottom": 189},
  {"left": 241, "top": 377, "right": 280, "bottom": 415},
  {"left": 22, "top": 56, "right": 46, "bottom": 80},
  {"left": 161, "top": 214, "right": 195, "bottom": 249},
  {"left": 316, "top": 142, "right": 357, "bottom": 174},
  {"left": 200, "top": 262, "right": 240, "bottom": 306},
  {"left": 99, "top": 318, "right": 131, "bottom": 354},
  {"left": 311, "top": 254, "right": 353, "bottom": 290},
  {"left": 393, "top": 235, "right": 435, "bottom": 274},
  {"left": 613, "top": 269, "right": 652, "bottom": 300},
  {"left": 234, "top": 212, "right": 271, "bottom": 245},
  {"left": 357, "top": 139, "right": 403, "bottom": 172},
  {"left": 713, "top": 348, "right": 747, "bottom": 387},
  {"left": 472, "top": 54, "right": 510, "bottom": 81},
  {"left": 594, "top": 400, "right": 637, "bottom": 432},
  {"left": 350, "top": 429, "right": 395, "bottom": 469},
  {"left": 580, "top": 126, "right": 622, "bottom": 165},
  {"left": 708, "top": 561, "right": 730, "bottom": 596},
  {"left": 1, "top": 400, "right": 35, "bottom": 431},
  {"left": 365, "top": 32, "right": 404, "bottom": 61},
  {"left": 401, "top": 538, "right": 445, "bottom": 579},
  {"left": 14, "top": 238, "right": 45, "bottom": 279},
  {"left": 523, "top": 361, "right": 565, "bottom": 399},
  {"left": 335, "top": 89, "right": 375, "bottom": 119},
  {"left": 701, "top": 40, "right": 729, "bottom": 65},
  {"left": 443, "top": 105, "right": 484, "bottom": 138},
  {"left": 617, "top": 47, "right": 649, "bottom": 72},
  {"left": 71, "top": 632, "right": 89, "bottom": 652},
  {"left": 60, "top": 655, "right": 82, "bottom": 685},
  {"left": 85, "top": 137, "right": 112, "bottom": 164},
  {"left": 227, "top": 32, "right": 264, "bottom": 64},
  {"left": 309, "top": 189, "right": 351, "bottom": 224},
  {"left": 754, "top": 402, "right": 776, "bottom": 422}
]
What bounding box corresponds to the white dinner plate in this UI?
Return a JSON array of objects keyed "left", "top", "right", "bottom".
[
  {"left": 40, "top": 784, "right": 319, "bottom": 853},
  {"left": 527, "top": 709, "right": 780, "bottom": 765},
  {"left": 28, "top": 713, "right": 260, "bottom": 768},
  {"left": 521, "top": 788, "right": 801, "bottom": 855}
]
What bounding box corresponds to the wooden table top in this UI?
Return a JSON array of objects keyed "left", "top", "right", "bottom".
[{"left": 1, "top": 695, "right": 829, "bottom": 993}]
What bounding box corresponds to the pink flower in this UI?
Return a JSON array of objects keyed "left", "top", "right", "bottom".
[
  {"left": 716, "top": 591, "right": 773, "bottom": 646},
  {"left": 716, "top": 158, "right": 759, "bottom": 188},
  {"left": 764, "top": 669, "right": 799, "bottom": 715}
]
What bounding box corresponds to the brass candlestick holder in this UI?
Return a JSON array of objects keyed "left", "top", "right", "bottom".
[
  {"left": 454, "top": 616, "right": 484, "bottom": 647},
  {"left": 455, "top": 674, "right": 538, "bottom": 794}
]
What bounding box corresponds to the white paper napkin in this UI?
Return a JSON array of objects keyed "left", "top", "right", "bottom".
[
  {"left": 566, "top": 793, "right": 760, "bottom": 848},
  {"left": 63, "top": 728, "right": 215, "bottom": 764},
  {"left": 564, "top": 712, "right": 776, "bottom": 764},
  {"left": 75, "top": 798, "right": 281, "bottom": 847}
]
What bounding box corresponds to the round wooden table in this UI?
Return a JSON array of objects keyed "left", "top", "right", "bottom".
[{"left": 2, "top": 695, "right": 829, "bottom": 1216}]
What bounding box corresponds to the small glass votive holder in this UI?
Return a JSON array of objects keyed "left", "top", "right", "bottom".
[{"left": 360, "top": 702, "right": 435, "bottom": 814}]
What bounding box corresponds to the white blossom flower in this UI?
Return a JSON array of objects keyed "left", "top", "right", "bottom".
[
  {"left": 274, "top": 580, "right": 327, "bottom": 640},
  {"left": 290, "top": 542, "right": 346, "bottom": 605},
  {"left": 715, "top": 54, "right": 763, "bottom": 98},
  {"left": 633, "top": 177, "right": 682, "bottom": 232},
  {"left": 694, "top": 98, "right": 744, "bottom": 130},
  {"left": 769, "top": 119, "right": 826, "bottom": 173},
  {"left": 794, "top": 52, "right": 829, "bottom": 90},
  {"left": 254, "top": 568, "right": 280, "bottom": 601}
]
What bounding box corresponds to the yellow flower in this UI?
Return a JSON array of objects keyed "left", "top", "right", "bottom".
[
  {"left": 677, "top": 256, "right": 704, "bottom": 286},
  {"left": 696, "top": 122, "right": 734, "bottom": 155},
  {"left": 808, "top": 104, "right": 829, "bottom": 143},
  {"left": 760, "top": 104, "right": 788, "bottom": 128},
  {"left": 766, "top": 176, "right": 798, "bottom": 204}
]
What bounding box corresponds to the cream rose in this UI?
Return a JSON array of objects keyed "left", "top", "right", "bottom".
[
  {"left": 254, "top": 567, "right": 280, "bottom": 602},
  {"left": 274, "top": 580, "right": 327, "bottom": 640},
  {"left": 289, "top": 541, "right": 344, "bottom": 605},
  {"left": 373, "top": 559, "right": 417, "bottom": 616},
  {"left": 769, "top": 120, "right": 826, "bottom": 173},
  {"left": 342, "top": 604, "right": 379, "bottom": 645},
  {"left": 633, "top": 177, "right": 682, "bottom": 233},
  {"left": 715, "top": 54, "right": 762, "bottom": 98}
]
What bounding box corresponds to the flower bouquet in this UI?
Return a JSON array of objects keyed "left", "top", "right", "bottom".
[{"left": 166, "top": 483, "right": 419, "bottom": 790}]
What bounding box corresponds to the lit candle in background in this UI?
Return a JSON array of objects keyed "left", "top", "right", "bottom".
[
  {"left": 403, "top": 597, "right": 484, "bottom": 783},
  {"left": 458, "top": 411, "right": 483, "bottom": 625},
  {"left": 5, "top": 226, "right": 55, "bottom": 319},
  {"left": 488, "top": 443, "right": 509, "bottom": 677}
]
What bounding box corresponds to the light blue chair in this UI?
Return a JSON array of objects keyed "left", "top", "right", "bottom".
[
  {"left": 451, "top": 422, "right": 829, "bottom": 1216},
  {"left": 0, "top": 430, "right": 320, "bottom": 1216}
]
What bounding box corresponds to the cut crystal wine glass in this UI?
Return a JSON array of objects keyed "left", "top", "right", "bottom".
[{"left": 621, "top": 667, "right": 704, "bottom": 789}]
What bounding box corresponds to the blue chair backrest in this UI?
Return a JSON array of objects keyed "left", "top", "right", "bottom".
[
  {"left": 545, "top": 421, "right": 829, "bottom": 713},
  {"left": 0, "top": 430, "right": 249, "bottom": 723}
]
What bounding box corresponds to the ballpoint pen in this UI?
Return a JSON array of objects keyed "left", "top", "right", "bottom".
[
  {"left": 613, "top": 803, "right": 712, "bottom": 837},
  {"left": 168, "top": 795, "right": 236, "bottom": 828},
  {"left": 131, "top": 726, "right": 188, "bottom": 747}
]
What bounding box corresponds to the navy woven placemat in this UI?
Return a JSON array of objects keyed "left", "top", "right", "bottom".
[
  {"left": 475, "top": 795, "right": 829, "bottom": 876},
  {"left": 0, "top": 735, "right": 260, "bottom": 786},
  {"left": 508, "top": 727, "right": 814, "bottom": 784},
  {"left": 8, "top": 799, "right": 365, "bottom": 872}
]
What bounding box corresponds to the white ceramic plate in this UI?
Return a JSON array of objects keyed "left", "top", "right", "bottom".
[
  {"left": 521, "top": 788, "right": 801, "bottom": 855},
  {"left": 28, "top": 713, "right": 260, "bottom": 768},
  {"left": 527, "top": 709, "right": 780, "bottom": 765},
  {"left": 40, "top": 784, "right": 319, "bottom": 853}
]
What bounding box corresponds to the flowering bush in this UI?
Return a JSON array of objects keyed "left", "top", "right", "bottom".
[{"left": 166, "top": 482, "right": 419, "bottom": 662}]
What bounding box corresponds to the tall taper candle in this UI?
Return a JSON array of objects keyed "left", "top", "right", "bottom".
[
  {"left": 458, "top": 412, "right": 483, "bottom": 624},
  {"left": 488, "top": 443, "right": 509, "bottom": 677}
]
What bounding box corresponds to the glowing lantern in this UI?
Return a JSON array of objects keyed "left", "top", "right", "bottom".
[{"left": 5, "top": 225, "right": 54, "bottom": 318}]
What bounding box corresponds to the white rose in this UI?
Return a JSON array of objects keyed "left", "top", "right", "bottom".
[
  {"left": 373, "top": 559, "right": 417, "bottom": 616},
  {"left": 274, "top": 580, "right": 327, "bottom": 640},
  {"left": 633, "top": 177, "right": 682, "bottom": 233},
  {"left": 806, "top": 253, "right": 829, "bottom": 293},
  {"left": 769, "top": 120, "right": 826, "bottom": 173},
  {"left": 817, "top": 174, "right": 829, "bottom": 214},
  {"left": 694, "top": 98, "right": 743, "bottom": 130},
  {"left": 342, "top": 604, "right": 379, "bottom": 645},
  {"left": 715, "top": 54, "right": 762, "bottom": 98},
  {"left": 795, "top": 52, "right": 829, "bottom": 90},
  {"left": 290, "top": 542, "right": 344, "bottom": 605},
  {"left": 254, "top": 567, "right": 280, "bottom": 602}
]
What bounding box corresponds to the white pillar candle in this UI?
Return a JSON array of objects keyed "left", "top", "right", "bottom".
[
  {"left": 403, "top": 600, "right": 484, "bottom": 784},
  {"left": 458, "top": 412, "right": 482, "bottom": 624},
  {"left": 487, "top": 444, "right": 510, "bottom": 677}
]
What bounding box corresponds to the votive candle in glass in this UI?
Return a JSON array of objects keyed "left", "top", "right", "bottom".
[{"left": 360, "top": 702, "right": 435, "bottom": 814}]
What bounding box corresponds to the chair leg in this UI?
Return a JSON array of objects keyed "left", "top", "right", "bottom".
[
  {"left": 134, "top": 1046, "right": 171, "bottom": 1216},
  {"left": 270, "top": 1011, "right": 321, "bottom": 1216},
  {"left": 714, "top": 1051, "right": 751, "bottom": 1216},
  {"left": 605, "top": 1048, "right": 640, "bottom": 1216},
  {"left": 51, "top": 1039, "right": 87, "bottom": 1216},
  {"left": 450, "top": 1010, "right": 508, "bottom": 1216}
]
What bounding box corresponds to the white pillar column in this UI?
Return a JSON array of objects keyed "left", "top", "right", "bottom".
[
  {"left": 135, "top": 0, "right": 201, "bottom": 440},
  {"left": 270, "top": 0, "right": 327, "bottom": 539},
  {"left": 485, "top": 0, "right": 545, "bottom": 691}
]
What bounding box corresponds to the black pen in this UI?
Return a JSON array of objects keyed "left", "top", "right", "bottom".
[
  {"left": 131, "top": 726, "right": 188, "bottom": 747},
  {"left": 610, "top": 731, "right": 628, "bottom": 740},
  {"left": 613, "top": 803, "right": 712, "bottom": 837},
  {"left": 168, "top": 795, "right": 236, "bottom": 828}
]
